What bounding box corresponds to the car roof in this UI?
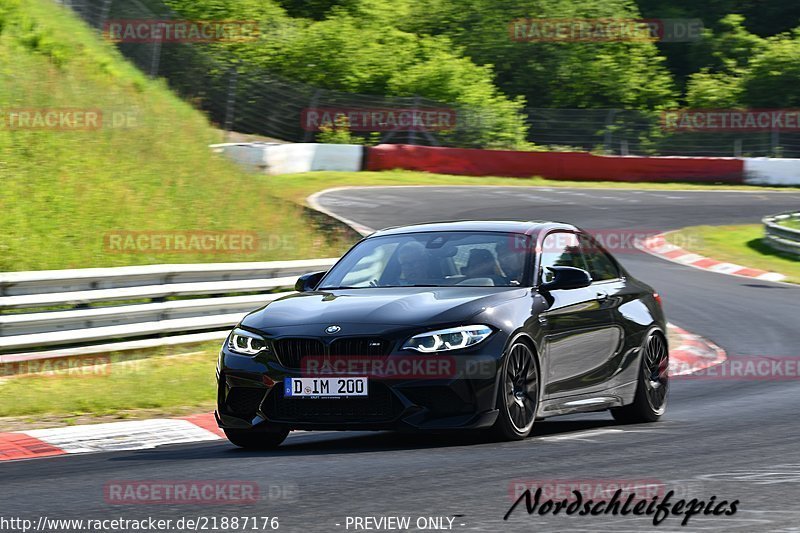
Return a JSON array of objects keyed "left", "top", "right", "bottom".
[{"left": 369, "top": 220, "right": 579, "bottom": 238}]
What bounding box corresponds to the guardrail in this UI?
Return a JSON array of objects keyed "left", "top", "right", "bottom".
[
  {"left": 763, "top": 212, "right": 800, "bottom": 257},
  {"left": 0, "top": 259, "right": 338, "bottom": 360}
]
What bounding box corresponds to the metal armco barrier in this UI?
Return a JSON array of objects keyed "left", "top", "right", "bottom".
[
  {"left": 763, "top": 212, "right": 800, "bottom": 256},
  {"left": 0, "top": 259, "right": 337, "bottom": 359}
]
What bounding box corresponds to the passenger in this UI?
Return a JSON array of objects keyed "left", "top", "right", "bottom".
[
  {"left": 497, "top": 241, "right": 525, "bottom": 284},
  {"left": 463, "top": 248, "right": 502, "bottom": 278}
]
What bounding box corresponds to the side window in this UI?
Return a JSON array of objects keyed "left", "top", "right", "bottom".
[
  {"left": 539, "top": 232, "right": 587, "bottom": 283},
  {"left": 579, "top": 234, "right": 620, "bottom": 281}
]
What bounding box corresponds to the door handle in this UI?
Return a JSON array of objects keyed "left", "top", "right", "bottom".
[{"left": 596, "top": 291, "right": 609, "bottom": 301}]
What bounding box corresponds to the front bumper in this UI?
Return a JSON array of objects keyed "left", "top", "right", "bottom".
[{"left": 215, "top": 332, "right": 507, "bottom": 432}]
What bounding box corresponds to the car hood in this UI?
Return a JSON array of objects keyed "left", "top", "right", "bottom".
[{"left": 240, "top": 287, "right": 528, "bottom": 330}]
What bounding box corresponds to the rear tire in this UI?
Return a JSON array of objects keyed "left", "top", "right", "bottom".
[
  {"left": 611, "top": 330, "right": 668, "bottom": 424},
  {"left": 491, "top": 339, "right": 540, "bottom": 441},
  {"left": 224, "top": 427, "right": 289, "bottom": 449}
]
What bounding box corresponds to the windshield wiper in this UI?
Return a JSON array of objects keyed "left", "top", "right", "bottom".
[
  {"left": 372, "top": 284, "right": 441, "bottom": 287},
  {"left": 322, "top": 284, "right": 442, "bottom": 289}
]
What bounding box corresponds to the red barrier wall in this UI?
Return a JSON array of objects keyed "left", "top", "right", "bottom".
[{"left": 365, "top": 144, "right": 745, "bottom": 183}]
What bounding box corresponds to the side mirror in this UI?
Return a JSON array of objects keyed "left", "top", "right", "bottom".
[
  {"left": 540, "top": 266, "right": 592, "bottom": 291},
  {"left": 295, "top": 271, "right": 326, "bottom": 292}
]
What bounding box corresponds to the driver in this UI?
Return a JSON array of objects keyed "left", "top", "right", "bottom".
[{"left": 397, "top": 241, "right": 429, "bottom": 285}]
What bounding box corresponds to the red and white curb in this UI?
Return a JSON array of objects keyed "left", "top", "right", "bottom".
[
  {"left": 0, "top": 325, "right": 724, "bottom": 462},
  {"left": 0, "top": 414, "right": 224, "bottom": 462},
  {"left": 637, "top": 232, "right": 785, "bottom": 282},
  {"left": 668, "top": 324, "right": 727, "bottom": 377}
]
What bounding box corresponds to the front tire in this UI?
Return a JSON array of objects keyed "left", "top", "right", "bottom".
[
  {"left": 492, "top": 339, "right": 540, "bottom": 441},
  {"left": 224, "top": 427, "right": 289, "bottom": 449},
  {"left": 611, "top": 330, "right": 668, "bottom": 424}
]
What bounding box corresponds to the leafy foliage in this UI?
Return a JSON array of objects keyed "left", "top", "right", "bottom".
[
  {"left": 686, "top": 17, "right": 800, "bottom": 109},
  {"left": 160, "top": 0, "right": 800, "bottom": 143},
  {"left": 164, "top": 0, "right": 528, "bottom": 147},
  {"left": 316, "top": 116, "right": 363, "bottom": 144},
  {"left": 393, "top": 0, "right": 678, "bottom": 111}
]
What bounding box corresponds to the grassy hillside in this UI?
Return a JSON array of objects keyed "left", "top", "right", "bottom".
[{"left": 0, "top": 0, "right": 348, "bottom": 271}]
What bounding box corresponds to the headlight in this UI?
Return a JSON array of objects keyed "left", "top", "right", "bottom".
[
  {"left": 402, "top": 325, "right": 492, "bottom": 353},
  {"left": 227, "top": 328, "right": 268, "bottom": 356}
]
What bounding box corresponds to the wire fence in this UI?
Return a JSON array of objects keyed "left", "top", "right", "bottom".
[{"left": 57, "top": 0, "right": 800, "bottom": 157}]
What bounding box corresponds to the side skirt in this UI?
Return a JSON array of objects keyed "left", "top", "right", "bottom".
[{"left": 537, "top": 380, "right": 637, "bottom": 418}]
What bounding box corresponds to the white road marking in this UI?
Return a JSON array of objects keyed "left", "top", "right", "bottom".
[
  {"left": 25, "top": 419, "right": 221, "bottom": 454},
  {"left": 539, "top": 428, "right": 625, "bottom": 442},
  {"left": 650, "top": 243, "right": 681, "bottom": 254},
  {"left": 673, "top": 253, "right": 704, "bottom": 264},
  {"left": 707, "top": 263, "right": 746, "bottom": 274},
  {"left": 639, "top": 192, "right": 687, "bottom": 200},
  {"left": 698, "top": 468, "right": 800, "bottom": 485},
  {"left": 758, "top": 272, "right": 786, "bottom": 281},
  {"left": 538, "top": 426, "right": 671, "bottom": 443}
]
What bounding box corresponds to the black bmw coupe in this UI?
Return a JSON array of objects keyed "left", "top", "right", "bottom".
[{"left": 216, "top": 221, "right": 668, "bottom": 448}]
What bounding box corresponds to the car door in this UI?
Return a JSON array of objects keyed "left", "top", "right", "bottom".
[
  {"left": 577, "top": 232, "right": 627, "bottom": 383},
  {"left": 539, "top": 231, "right": 618, "bottom": 398}
]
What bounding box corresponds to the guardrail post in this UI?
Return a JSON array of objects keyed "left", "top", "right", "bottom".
[
  {"left": 771, "top": 128, "right": 781, "bottom": 158},
  {"left": 224, "top": 68, "right": 239, "bottom": 141}
]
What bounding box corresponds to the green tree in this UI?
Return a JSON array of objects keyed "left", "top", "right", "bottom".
[
  {"left": 687, "top": 14, "right": 766, "bottom": 80},
  {"left": 743, "top": 32, "right": 800, "bottom": 107},
  {"left": 685, "top": 18, "right": 800, "bottom": 109},
  {"left": 394, "top": 0, "right": 678, "bottom": 111},
  {"left": 685, "top": 69, "right": 744, "bottom": 108},
  {"left": 164, "top": 0, "right": 529, "bottom": 147}
]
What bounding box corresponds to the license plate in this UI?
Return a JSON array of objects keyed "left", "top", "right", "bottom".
[{"left": 284, "top": 377, "right": 368, "bottom": 398}]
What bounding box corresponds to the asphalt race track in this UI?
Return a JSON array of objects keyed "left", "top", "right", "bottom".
[{"left": 4, "top": 186, "right": 800, "bottom": 532}]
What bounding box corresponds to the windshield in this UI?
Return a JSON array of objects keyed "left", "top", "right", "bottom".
[{"left": 319, "top": 231, "right": 531, "bottom": 289}]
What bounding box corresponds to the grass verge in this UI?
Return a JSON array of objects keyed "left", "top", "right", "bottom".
[
  {"left": 0, "top": 342, "right": 219, "bottom": 431},
  {"left": 778, "top": 218, "right": 800, "bottom": 230},
  {"left": 664, "top": 225, "right": 800, "bottom": 284}
]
